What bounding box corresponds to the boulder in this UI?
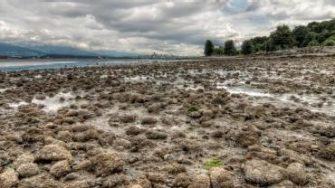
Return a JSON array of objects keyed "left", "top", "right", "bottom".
[
  {"left": 91, "top": 151, "right": 125, "bottom": 176},
  {"left": 18, "top": 174, "right": 64, "bottom": 188},
  {"left": 0, "top": 168, "right": 18, "bottom": 188},
  {"left": 36, "top": 144, "right": 72, "bottom": 161},
  {"left": 50, "top": 160, "right": 71, "bottom": 178},
  {"left": 173, "top": 173, "right": 191, "bottom": 188},
  {"left": 17, "top": 163, "right": 39, "bottom": 178},
  {"left": 286, "top": 162, "right": 308, "bottom": 185},
  {"left": 13, "top": 153, "right": 35, "bottom": 169},
  {"left": 210, "top": 167, "right": 234, "bottom": 188},
  {"left": 188, "top": 174, "right": 210, "bottom": 188},
  {"left": 243, "top": 159, "right": 284, "bottom": 186}
]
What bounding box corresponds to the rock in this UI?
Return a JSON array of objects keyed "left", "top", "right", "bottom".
[
  {"left": 0, "top": 168, "right": 18, "bottom": 188},
  {"left": 173, "top": 173, "right": 191, "bottom": 188},
  {"left": 17, "top": 163, "right": 39, "bottom": 178},
  {"left": 64, "top": 172, "right": 80, "bottom": 181},
  {"left": 73, "top": 160, "right": 92, "bottom": 171},
  {"left": 114, "top": 138, "right": 132, "bottom": 150},
  {"left": 141, "top": 117, "right": 157, "bottom": 125},
  {"left": 286, "top": 162, "right": 308, "bottom": 185},
  {"left": 188, "top": 174, "right": 210, "bottom": 188},
  {"left": 64, "top": 180, "right": 90, "bottom": 188},
  {"left": 18, "top": 174, "right": 64, "bottom": 188},
  {"left": 91, "top": 151, "right": 125, "bottom": 176},
  {"left": 56, "top": 131, "right": 73, "bottom": 142},
  {"left": 318, "top": 144, "right": 335, "bottom": 161},
  {"left": 128, "top": 185, "right": 143, "bottom": 188},
  {"left": 98, "top": 132, "right": 116, "bottom": 146},
  {"left": 50, "top": 160, "right": 71, "bottom": 178},
  {"left": 119, "top": 114, "right": 137, "bottom": 123},
  {"left": 73, "top": 128, "right": 99, "bottom": 142},
  {"left": 145, "top": 131, "right": 167, "bottom": 140},
  {"left": 102, "top": 174, "right": 128, "bottom": 187},
  {"left": 165, "top": 163, "right": 186, "bottom": 175},
  {"left": 147, "top": 172, "right": 167, "bottom": 184},
  {"left": 36, "top": 144, "right": 72, "bottom": 161},
  {"left": 269, "top": 180, "right": 295, "bottom": 188},
  {"left": 237, "top": 127, "right": 259, "bottom": 147},
  {"left": 243, "top": 159, "right": 284, "bottom": 186},
  {"left": 134, "top": 177, "right": 151, "bottom": 188},
  {"left": 210, "top": 167, "right": 234, "bottom": 188},
  {"left": 189, "top": 111, "right": 202, "bottom": 119},
  {"left": 13, "top": 153, "right": 35, "bottom": 169},
  {"left": 126, "top": 126, "right": 144, "bottom": 136}
]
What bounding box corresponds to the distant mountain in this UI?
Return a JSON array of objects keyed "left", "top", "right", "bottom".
[
  {"left": 26, "top": 45, "right": 98, "bottom": 57},
  {"left": 0, "top": 43, "right": 45, "bottom": 57},
  {"left": 0, "top": 42, "right": 139, "bottom": 58}
]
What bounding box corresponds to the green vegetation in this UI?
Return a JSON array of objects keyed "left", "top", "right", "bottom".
[
  {"left": 187, "top": 106, "right": 199, "bottom": 113},
  {"left": 241, "top": 40, "right": 253, "bottom": 55},
  {"left": 204, "top": 18, "right": 335, "bottom": 56},
  {"left": 204, "top": 40, "right": 214, "bottom": 56},
  {"left": 204, "top": 158, "right": 223, "bottom": 169},
  {"left": 224, "top": 40, "right": 237, "bottom": 56}
]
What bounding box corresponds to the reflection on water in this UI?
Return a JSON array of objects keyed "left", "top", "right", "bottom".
[{"left": 0, "top": 59, "right": 170, "bottom": 72}]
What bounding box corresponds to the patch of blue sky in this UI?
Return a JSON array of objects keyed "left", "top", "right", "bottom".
[{"left": 223, "top": 0, "right": 249, "bottom": 14}]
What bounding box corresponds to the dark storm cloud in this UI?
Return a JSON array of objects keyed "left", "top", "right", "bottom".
[{"left": 0, "top": 0, "right": 334, "bottom": 55}]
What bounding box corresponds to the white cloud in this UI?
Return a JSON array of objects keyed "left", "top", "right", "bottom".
[{"left": 0, "top": 0, "right": 334, "bottom": 55}]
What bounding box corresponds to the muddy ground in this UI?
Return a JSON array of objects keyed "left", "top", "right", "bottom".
[{"left": 0, "top": 56, "right": 334, "bottom": 188}]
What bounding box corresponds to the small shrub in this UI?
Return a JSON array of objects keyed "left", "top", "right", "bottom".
[
  {"left": 188, "top": 106, "right": 199, "bottom": 113},
  {"left": 204, "top": 158, "right": 223, "bottom": 170}
]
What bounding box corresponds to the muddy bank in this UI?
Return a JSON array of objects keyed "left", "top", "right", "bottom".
[{"left": 0, "top": 56, "right": 334, "bottom": 187}]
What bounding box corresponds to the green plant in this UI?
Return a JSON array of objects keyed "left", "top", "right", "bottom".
[
  {"left": 204, "top": 40, "right": 214, "bottom": 56},
  {"left": 204, "top": 158, "right": 223, "bottom": 170},
  {"left": 187, "top": 106, "right": 199, "bottom": 113}
]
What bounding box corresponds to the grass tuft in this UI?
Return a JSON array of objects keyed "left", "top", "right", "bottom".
[{"left": 204, "top": 158, "right": 223, "bottom": 170}]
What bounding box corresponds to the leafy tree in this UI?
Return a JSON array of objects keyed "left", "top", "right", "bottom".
[
  {"left": 292, "top": 26, "right": 310, "bottom": 48},
  {"left": 322, "top": 35, "right": 335, "bottom": 46},
  {"left": 213, "top": 46, "right": 224, "bottom": 56},
  {"left": 238, "top": 18, "right": 335, "bottom": 54},
  {"left": 241, "top": 40, "right": 253, "bottom": 55},
  {"left": 204, "top": 40, "right": 214, "bottom": 56},
  {"left": 268, "top": 25, "right": 295, "bottom": 50},
  {"left": 308, "top": 39, "right": 319, "bottom": 47},
  {"left": 250, "top": 36, "right": 268, "bottom": 52},
  {"left": 224, "top": 40, "right": 237, "bottom": 56}
]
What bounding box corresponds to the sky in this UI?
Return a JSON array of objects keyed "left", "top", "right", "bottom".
[{"left": 0, "top": 0, "right": 334, "bottom": 56}]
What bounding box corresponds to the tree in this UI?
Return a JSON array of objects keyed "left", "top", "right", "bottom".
[
  {"left": 250, "top": 36, "right": 268, "bottom": 52},
  {"left": 269, "top": 25, "right": 295, "bottom": 50},
  {"left": 322, "top": 35, "right": 335, "bottom": 46},
  {"left": 204, "top": 40, "right": 214, "bottom": 56},
  {"left": 238, "top": 18, "right": 335, "bottom": 54},
  {"left": 241, "top": 40, "right": 253, "bottom": 55},
  {"left": 224, "top": 40, "right": 237, "bottom": 56},
  {"left": 292, "top": 26, "right": 310, "bottom": 48},
  {"left": 213, "top": 46, "right": 224, "bottom": 56},
  {"left": 308, "top": 39, "right": 319, "bottom": 47}
]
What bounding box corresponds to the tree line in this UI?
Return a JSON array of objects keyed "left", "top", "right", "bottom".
[{"left": 204, "top": 18, "right": 335, "bottom": 56}]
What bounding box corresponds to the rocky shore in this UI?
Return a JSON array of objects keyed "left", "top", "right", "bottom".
[{"left": 0, "top": 56, "right": 334, "bottom": 187}]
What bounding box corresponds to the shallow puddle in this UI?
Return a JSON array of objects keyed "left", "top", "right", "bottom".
[{"left": 32, "top": 92, "right": 75, "bottom": 113}]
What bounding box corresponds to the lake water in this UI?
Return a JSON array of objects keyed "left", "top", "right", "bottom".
[{"left": 0, "top": 59, "right": 170, "bottom": 72}]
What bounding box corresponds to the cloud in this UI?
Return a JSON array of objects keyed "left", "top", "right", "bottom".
[{"left": 0, "top": 0, "right": 334, "bottom": 55}]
